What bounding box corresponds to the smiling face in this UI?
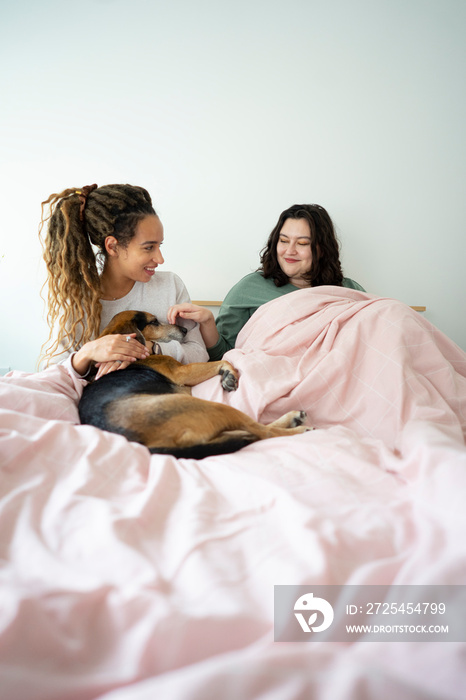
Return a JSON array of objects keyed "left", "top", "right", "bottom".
[
  {"left": 276, "top": 217, "right": 312, "bottom": 287},
  {"left": 111, "top": 214, "right": 165, "bottom": 284}
]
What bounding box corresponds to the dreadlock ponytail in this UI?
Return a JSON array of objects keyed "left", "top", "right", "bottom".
[{"left": 38, "top": 183, "right": 155, "bottom": 366}]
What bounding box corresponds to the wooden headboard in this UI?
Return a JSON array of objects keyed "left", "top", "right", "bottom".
[{"left": 193, "top": 300, "right": 426, "bottom": 312}]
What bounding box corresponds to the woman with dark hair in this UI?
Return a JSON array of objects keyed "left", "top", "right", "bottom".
[
  {"left": 260, "top": 204, "right": 346, "bottom": 287},
  {"left": 39, "top": 183, "right": 208, "bottom": 376},
  {"left": 168, "top": 203, "right": 364, "bottom": 361}
]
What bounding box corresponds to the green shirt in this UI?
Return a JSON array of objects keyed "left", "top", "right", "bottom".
[{"left": 207, "top": 272, "right": 366, "bottom": 360}]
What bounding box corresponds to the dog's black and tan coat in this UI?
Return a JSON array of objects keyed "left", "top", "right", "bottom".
[{"left": 78, "top": 311, "right": 309, "bottom": 459}]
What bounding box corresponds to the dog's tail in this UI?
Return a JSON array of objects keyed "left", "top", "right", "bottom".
[{"left": 148, "top": 432, "right": 259, "bottom": 459}]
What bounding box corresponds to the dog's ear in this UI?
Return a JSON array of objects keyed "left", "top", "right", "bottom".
[
  {"left": 132, "top": 311, "right": 152, "bottom": 331},
  {"left": 133, "top": 328, "right": 147, "bottom": 345},
  {"left": 99, "top": 311, "right": 148, "bottom": 347},
  {"left": 127, "top": 312, "right": 152, "bottom": 346}
]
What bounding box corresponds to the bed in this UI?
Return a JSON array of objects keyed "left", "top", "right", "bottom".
[{"left": 1, "top": 286, "right": 465, "bottom": 700}]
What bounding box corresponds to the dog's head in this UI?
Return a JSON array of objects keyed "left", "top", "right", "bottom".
[{"left": 99, "top": 310, "right": 187, "bottom": 350}]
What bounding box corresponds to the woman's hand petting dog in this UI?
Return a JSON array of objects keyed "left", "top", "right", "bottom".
[
  {"left": 72, "top": 333, "right": 150, "bottom": 379},
  {"left": 167, "top": 303, "right": 212, "bottom": 326},
  {"left": 168, "top": 303, "right": 219, "bottom": 349}
]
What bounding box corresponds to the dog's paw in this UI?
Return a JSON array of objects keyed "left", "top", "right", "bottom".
[
  {"left": 219, "top": 367, "right": 239, "bottom": 392},
  {"left": 289, "top": 410, "right": 307, "bottom": 427}
]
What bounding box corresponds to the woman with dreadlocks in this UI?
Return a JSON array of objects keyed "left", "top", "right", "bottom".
[{"left": 39, "top": 183, "right": 208, "bottom": 377}]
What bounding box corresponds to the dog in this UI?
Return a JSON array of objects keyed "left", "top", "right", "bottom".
[{"left": 78, "top": 310, "right": 309, "bottom": 459}]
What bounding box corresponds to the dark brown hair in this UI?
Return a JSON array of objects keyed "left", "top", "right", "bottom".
[
  {"left": 259, "top": 204, "right": 344, "bottom": 287},
  {"left": 39, "top": 184, "right": 156, "bottom": 364}
]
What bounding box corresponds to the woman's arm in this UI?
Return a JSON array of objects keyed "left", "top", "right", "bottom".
[
  {"left": 161, "top": 305, "right": 209, "bottom": 363},
  {"left": 168, "top": 301, "right": 252, "bottom": 361},
  {"left": 169, "top": 274, "right": 262, "bottom": 361}
]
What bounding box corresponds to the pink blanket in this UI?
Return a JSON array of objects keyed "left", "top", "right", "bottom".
[{"left": 1, "top": 287, "right": 465, "bottom": 700}]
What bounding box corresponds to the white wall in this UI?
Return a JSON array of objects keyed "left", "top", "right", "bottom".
[{"left": 1, "top": 0, "right": 465, "bottom": 373}]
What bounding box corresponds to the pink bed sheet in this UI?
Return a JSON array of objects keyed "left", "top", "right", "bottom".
[{"left": 0, "top": 287, "right": 465, "bottom": 700}]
